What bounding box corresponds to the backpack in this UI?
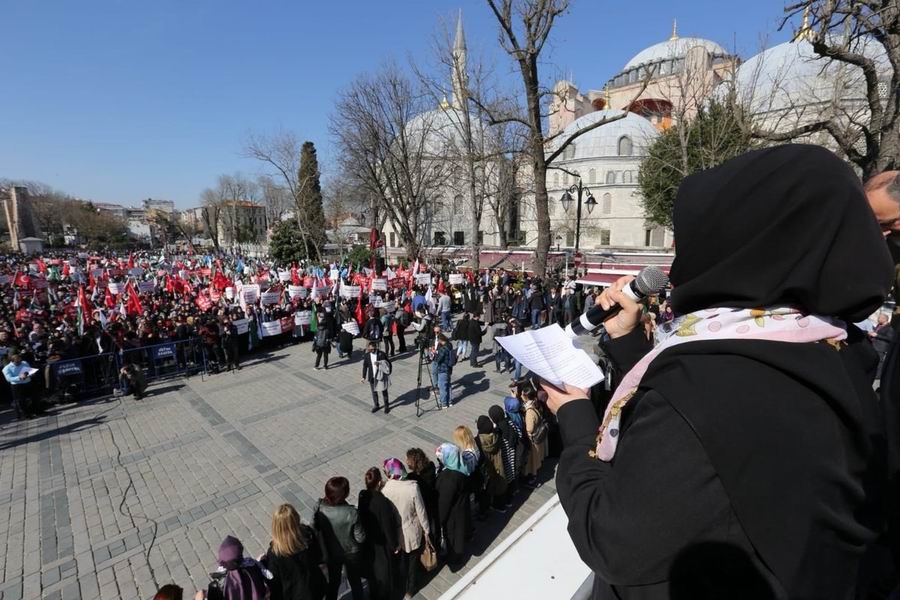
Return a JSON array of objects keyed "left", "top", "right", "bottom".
[
  {"left": 367, "top": 319, "right": 382, "bottom": 340},
  {"left": 398, "top": 310, "right": 411, "bottom": 327},
  {"left": 527, "top": 408, "right": 549, "bottom": 444},
  {"left": 314, "top": 328, "right": 330, "bottom": 350}
]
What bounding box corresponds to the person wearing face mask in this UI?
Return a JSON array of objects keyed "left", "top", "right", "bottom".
[{"left": 361, "top": 342, "right": 392, "bottom": 414}]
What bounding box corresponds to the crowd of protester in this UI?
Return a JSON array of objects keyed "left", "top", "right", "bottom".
[{"left": 147, "top": 376, "right": 558, "bottom": 600}]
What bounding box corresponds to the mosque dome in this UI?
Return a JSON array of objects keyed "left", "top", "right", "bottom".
[
  {"left": 623, "top": 36, "right": 729, "bottom": 71},
  {"left": 555, "top": 110, "right": 659, "bottom": 160},
  {"left": 404, "top": 104, "right": 487, "bottom": 157},
  {"left": 732, "top": 35, "right": 889, "bottom": 114}
]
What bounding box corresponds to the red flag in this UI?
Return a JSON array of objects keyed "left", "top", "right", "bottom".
[
  {"left": 291, "top": 266, "right": 301, "bottom": 286},
  {"left": 62, "top": 262, "right": 70, "bottom": 278},
  {"left": 437, "top": 277, "right": 446, "bottom": 294},
  {"left": 355, "top": 288, "right": 365, "bottom": 327},
  {"left": 125, "top": 282, "right": 143, "bottom": 316},
  {"left": 35, "top": 258, "right": 47, "bottom": 274},
  {"left": 104, "top": 286, "right": 116, "bottom": 309},
  {"left": 127, "top": 254, "right": 135, "bottom": 269}
]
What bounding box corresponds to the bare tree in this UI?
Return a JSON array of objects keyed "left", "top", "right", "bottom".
[
  {"left": 330, "top": 62, "right": 448, "bottom": 261},
  {"left": 483, "top": 0, "right": 632, "bottom": 275},
  {"left": 257, "top": 174, "right": 291, "bottom": 226},
  {"left": 245, "top": 131, "right": 315, "bottom": 256},
  {"left": 748, "top": 1, "right": 899, "bottom": 178}
]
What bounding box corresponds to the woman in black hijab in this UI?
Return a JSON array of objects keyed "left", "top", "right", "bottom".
[{"left": 549, "top": 145, "right": 893, "bottom": 599}]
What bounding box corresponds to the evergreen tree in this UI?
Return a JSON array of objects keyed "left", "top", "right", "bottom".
[
  {"left": 297, "top": 141, "right": 327, "bottom": 261},
  {"left": 269, "top": 218, "right": 308, "bottom": 263},
  {"left": 638, "top": 99, "right": 752, "bottom": 228}
]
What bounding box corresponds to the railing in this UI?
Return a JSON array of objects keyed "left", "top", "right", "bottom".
[
  {"left": 46, "top": 352, "right": 119, "bottom": 401},
  {"left": 119, "top": 339, "right": 207, "bottom": 383}
]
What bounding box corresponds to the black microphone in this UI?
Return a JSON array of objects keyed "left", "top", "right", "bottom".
[{"left": 565, "top": 266, "right": 669, "bottom": 337}]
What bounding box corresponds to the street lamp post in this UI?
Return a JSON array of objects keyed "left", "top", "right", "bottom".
[
  {"left": 555, "top": 235, "right": 562, "bottom": 252},
  {"left": 558, "top": 175, "right": 597, "bottom": 255}
]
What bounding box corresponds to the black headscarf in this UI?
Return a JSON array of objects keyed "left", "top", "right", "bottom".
[{"left": 669, "top": 144, "right": 892, "bottom": 321}]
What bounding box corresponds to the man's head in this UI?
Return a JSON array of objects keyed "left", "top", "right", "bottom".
[
  {"left": 878, "top": 312, "right": 889, "bottom": 325},
  {"left": 865, "top": 171, "right": 900, "bottom": 236},
  {"left": 10, "top": 353, "right": 21, "bottom": 365},
  {"left": 367, "top": 342, "right": 377, "bottom": 353},
  {"left": 437, "top": 333, "right": 448, "bottom": 345}
]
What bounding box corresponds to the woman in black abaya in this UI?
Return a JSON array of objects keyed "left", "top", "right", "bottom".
[{"left": 549, "top": 145, "right": 893, "bottom": 599}]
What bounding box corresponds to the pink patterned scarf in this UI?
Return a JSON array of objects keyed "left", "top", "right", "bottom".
[{"left": 594, "top": 307, "right": 847, "bottom": 461}]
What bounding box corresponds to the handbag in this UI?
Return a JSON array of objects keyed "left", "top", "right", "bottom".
[{"left": 420, "top": 538, "right": 438, "bottom": 572}]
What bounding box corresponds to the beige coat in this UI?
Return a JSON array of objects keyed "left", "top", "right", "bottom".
[
  {"left": 524, "top": 404, "right": 549, "bottom": 477},
  {"left": 382, "top": 478, "right": 430, "bottom": 552}
]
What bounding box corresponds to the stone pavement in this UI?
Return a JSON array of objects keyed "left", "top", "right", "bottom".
[{"left": 0, "top": 338, "right": 559, "bottom": 600}]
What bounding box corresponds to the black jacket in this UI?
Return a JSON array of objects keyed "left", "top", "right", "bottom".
[
  {"left": 466, "top": 319, "right": 486, "bottom": 345},
  {"left": 361, "top": 350, "right": 390, "bottom": 383},
  {"left": 264, "top": 528, "right": 326, "bottom": 600},
  {"left": 557, "top": 326, "right": 883, "bottom": 599}
]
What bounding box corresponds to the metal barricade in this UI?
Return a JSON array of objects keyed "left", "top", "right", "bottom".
[
  {"left": 118, "top": 338, "right": 207, "bottom": 386},
  {"left": 46, "top": 352, "right": 119, "bottom": 402}
]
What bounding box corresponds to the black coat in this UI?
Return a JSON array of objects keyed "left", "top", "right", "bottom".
[
  {"left": 436, "top": 468, "right": 469, "bottom": 562},
  {"left": 557, "top": 326, "right": 884, "bottom": 599},
  {"left": 358, "top": 489, "right": 399, "bottom": 600},
  {"left": 408, "top": 462, "right": 439, "bottom": 542},
  {"left": 361, "top": 350, "right": 390, "bottom": 383},
  {"left": 264, "top": 529, "right": 326, "bottom": 600},
  {"left": 466, "top": 319, "right": 485, "bottom": 345}
]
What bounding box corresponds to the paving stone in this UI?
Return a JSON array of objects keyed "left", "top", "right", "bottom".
[{"left": 0, "top": 334, "right": 559, "bottom": 599}]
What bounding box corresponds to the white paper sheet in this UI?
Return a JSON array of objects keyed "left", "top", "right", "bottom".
[{"left": 497, "top": 324, "right": 604, "bottom": 388}]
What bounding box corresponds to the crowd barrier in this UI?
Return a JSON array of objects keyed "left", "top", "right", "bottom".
[{"left": 41, "top": 339, "right": 209, "bottom": 403}]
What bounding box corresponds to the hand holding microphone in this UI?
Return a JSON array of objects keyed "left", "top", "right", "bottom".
[{"left": 565, "top": 267, "right": 669, "bottom": 339}]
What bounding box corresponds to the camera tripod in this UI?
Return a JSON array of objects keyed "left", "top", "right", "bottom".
[{"left": 415, "top": 343, "right": 441, "bottom": 418}]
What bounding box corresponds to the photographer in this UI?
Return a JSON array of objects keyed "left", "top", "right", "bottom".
[{"left": 433, "top": 334, "right": 453, "bottom": 409}]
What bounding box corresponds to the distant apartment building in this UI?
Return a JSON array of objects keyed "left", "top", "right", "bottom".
[
  {"left": 206, "top": 201, "right": 267, "bottom": 247},
  {"left": 142, "top": 198, "right": 176, "bottom": 214}
]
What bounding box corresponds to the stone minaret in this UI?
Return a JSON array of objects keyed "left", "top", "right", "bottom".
[{"left": 451, "top": 12, "right": 468, "bottom": 110}]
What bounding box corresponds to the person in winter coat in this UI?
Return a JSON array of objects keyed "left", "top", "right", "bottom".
[
  {"left": 336, "top": 324, "right": 354, "bottom": 360},
  {"left": 475, "top": 416, "right": 508, "bottom": 514},
  {"left": 435, "top": 444, "right": 470, "bottom": 570},
  {"left": 488, "top": 405, "right": 519, "bottom": 506},
  {"left": 381, "top": 458, "right": 431, "bottom": 599},
  {"left": 362, "top": 313, "right": 384, "bottom": 351},
  {"left": 201, "top": 535, "right": 272, "bottom": 600},
  {"left": 549, "top": 145, "right": 893, "bottom": 599},
  {"left": 263, "top": 504, "right": 326, "bottom": 600},
  {"left": 522, "top": 388, "right": 549, "bottom": 486},
  {"left": 406, "top": 447, "right": 439, "bottom": 546},
  {"left": 313, "top": 477, "right": 366, "bottom": 600},
  {"left": 379, "top": 309, "right": 395, "bottom": 357},
  {"left": 547, "top": 286, "right": 563, "bottom": 327},
  {"left": 452, "top": 313, "right": 470, "bottom": 360},
  {"left": 314, "top": 305, "right": 336, "bottom": 370},
  {"left": 357, "top": 468, "right": 399, "bottom": 600},
  {"left": 361, "top": 342, "right": 392, "bottom": 414},
  {"left": 528, "top": 284, "right": 545, "bottom": 329},
  {"left": 466, "top": 314, "right": 487, "bottom": 368},
  {"left": 504, "top": 395, "right": 529, "bottom": 484}
]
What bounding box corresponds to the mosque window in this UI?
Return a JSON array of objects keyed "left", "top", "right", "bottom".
[
  {"left": 602, "top": 193, "right": 612, "bottom": 214},
  {"left": 564, "top": 144, "right": 576, "bottom": 160},
  {"left": 618, "top": 136, "right": 633, "bottom": 156},
  {"left": 658, "top": 61, "right": 669, "bottom": 76},
  {"left": 434, "top": 231, "right": 447, "bottom": 245},
  {"left": 453, "top": 194, "right": 464, "bottom": 212},
  {"left": 454, "top": 231, "right": 465, "bottom": 245},
  {"left": 588, "top": 168, "right": 596, "bottom": 183},
  {"left": 600, "top": 229, "right": 611, "bottom": 245},
  {"left": 553, "top": 172, "right": 559, "bottom": 187},
  {"left": 606, "top": 171, "right": 617, "bottom": 184},
  {"left": 623, "top": 171, "right": 633, "bottom": 184},
  {"left": 628, "top": 70, "right": 638, "bottom": 84},
  {"left": 566, "top": 231, "right": 575, "bottom": 246},
  {"left": 390, "top": 232, "right": 396, "bottom": 247}
]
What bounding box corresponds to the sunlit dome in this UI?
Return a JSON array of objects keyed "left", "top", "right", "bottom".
[
  {"left": 731, "top": 35, "right": 890, "bottom": 114},
  {"left": 404, "top": 104, "right": 487, "bottom": 157},
  {"left": 623, "top": 36, "right": 729, "bottom": 71},
  {"left": 555, "top": 110, "right": 659, "bottom": 160}
]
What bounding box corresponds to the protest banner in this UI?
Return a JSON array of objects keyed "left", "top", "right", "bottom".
[
  {"left": 448, "top": 273, "right": 464, "bottom": 285},
  {"left": 232, "top": 318, "right": 250, "bottom": 334},
  {"left": 415, "top": 273, "right": 432, "bottom": 286},
  {"left": 371, "top": 278, "right": 387, "bottom": 291},
  {"left": 311, "top": 286, "right": 329, "bottom": 299},
  {"left": 107, "top": 282, "right": 122, "bottom": 295},
  {"left": 342, "top": 321, "right": 360, "bottom": 335},
  {"left": 225, "top": 287, "right": 235, "bottom": 300},
  {"left": 260, "top": 291, "right": 282, "bottom": 305},
  {"left": 129, "top": 268, "right": 144, "bottom": 277},
  {"left": 0, "top": 275, "right": 9, "bottom": 285},
  {"left": 278, "top": 271, "right": 292, "bottom": 282},
  {"left": 288, "top": 285, "right": 307, "bottom": 299},
  {"left": 138, "top": 281, "right": 156, "bottom": 294},
  {"left": 241, "top": 284, "right": 260, "bottom": 304},
  {"left": 261, "top": 321, "right": 283, "bottom": 337},
  {"left": 340, "top": 284, "right": 361, "bottom": 299},
  {"left": 294, "top": 310, "right": 312, "bottom": 326}
]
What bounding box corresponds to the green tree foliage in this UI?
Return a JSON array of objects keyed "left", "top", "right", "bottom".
[
  {"left": 638, "top": 100, "right": 752, "bottom": 228},
  {"left": 297, "top": 141, "right": 327, "bottom": 259},
  {"left": 346, "top": 244, "right": 374, "bottom": 267},
  {"left": 269, "top": 218, "right": 310, "bottom": 263}
]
